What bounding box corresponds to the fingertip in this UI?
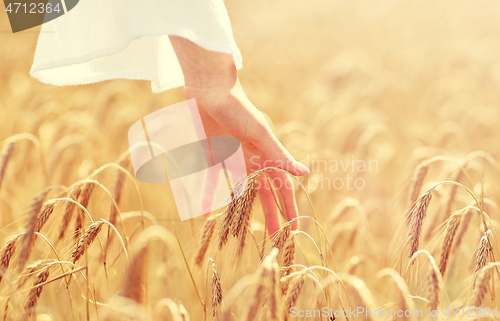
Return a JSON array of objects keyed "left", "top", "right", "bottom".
[{"left": 292, "top": 161, "right": 310, "bottom": 176}]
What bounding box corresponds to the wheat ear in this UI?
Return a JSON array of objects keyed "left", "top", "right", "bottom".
[
  {"left": 109, "top": 157, "right": 129, "bottom": 227},
  {"left": 58, "top": 186, "right": 81, "bottom": 240},
  {"left": 473, "top": 230, "right": 491, "bottom": 288},
  {"left": 71, "top": 220, "right": 104, "bottom": 263},
  {"left": 471, "top": 265, "right": 493, "bottom": 307},
  {"left": 406, "top": 188, "right": 434, "bottom": 258},
  {"left": 18, "top": 189, "right": 50, "bottom": 273},
  {"left": 211, "top": 261, "right": 222, "bottom": 321},
  {"left": 0, "top": 233, "right": 22, "bottom": 284},
  {"left": 25, "top": 267, "right": 50, "bottom": 314},
  {"left": 438, "top": 211, "right": 462, "bottom": 276},
  {"left": 75, "top": 182, "right": 95, "bottom": 240},
  {"left": 195, "top": 217, "right": 216, "bottom": 266},
  {"left": 0, "top": 141, "right": 15, "bottom": 194},
  {"left": 283, "top": 273, "right": 305, "bottom": 320},
  {"left": 407, "top": 163, "right": 429, "bottom": 206}
]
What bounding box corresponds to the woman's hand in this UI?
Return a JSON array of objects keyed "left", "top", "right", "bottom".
[{"left": 169, "top": 36, "right": 309, "bottom": 235}]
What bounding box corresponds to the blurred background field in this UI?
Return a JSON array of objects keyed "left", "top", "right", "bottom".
[{"left": 1, "top": 0, "right": 500, "bottom": 320}]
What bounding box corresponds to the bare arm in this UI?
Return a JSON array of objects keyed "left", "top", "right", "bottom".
[{"left": 169, "top": 36, "right": 309, "bottom": 233}]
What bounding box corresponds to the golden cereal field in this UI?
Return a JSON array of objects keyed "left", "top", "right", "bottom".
[{"left": 1, "top": 0, "right": 500, "bottom": 320}]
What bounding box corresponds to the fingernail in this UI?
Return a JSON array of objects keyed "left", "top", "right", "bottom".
[{"left": 294, "top": 161, "right": 310, "bottom": 175}]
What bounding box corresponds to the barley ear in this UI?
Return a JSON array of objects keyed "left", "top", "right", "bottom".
[
  {"left": 438, "top": 211, "right": 462, "bottom": 276},
  {"left": 407, "top": 163, "right": 429, "bottom": 206},
  {"left": 473, "top": 230, "right": 491, "bottom": 288},
  {"left": 283, "top": 273, "right": 305, "bottom": 320},
  {"left": 71, "top": 221, "right": 104, "bottom": 263},
  {"left": 0, "top": 141, "right": 15, "bottom": 194},
  {"left": 122, "top": 243, "right": 148, "bottom": 304},
  {"left": 211, "top": 261, "right": 223, "bottom": 321},
  {"left": 58, "top": 186, "right": 82, "bottom": 240},
  {"left": 195, "top": 217, "right": 216, "bottom": 266},
  {"left": 18, "top": 189, "right": 50, "bottom": 273},
  {"left": 25, "top": 267, "right": 50, "bottom": 315},
  {"left": 0, "top": 233, "right": 22, "bottom": 284},
  {"left": 406, "top": 188, "right": 433, "bottom": 259},
  {"left": 471, "top": 265, "right": 493, "bottom": 307}
]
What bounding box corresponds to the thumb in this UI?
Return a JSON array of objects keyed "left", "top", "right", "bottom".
[{"left": 258, "top": 132, "right": 310, "bottom": 176}]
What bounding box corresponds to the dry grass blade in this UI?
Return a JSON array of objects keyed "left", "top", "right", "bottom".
[
  {"left": 194, "top": 217, "right": 216, "bottom": 266},
  {"left": 407, "top": 163, "right": 428, "bottom": 206},
  {"left": 438, "top": 211, "right": 462, "bottom": 276},
  {"left": 406, "top": 188, "right": 434, "bottom": 259},
  {"left": 0, "top": 141, "right": 15, "bottom": 194},
  {"left": 470, "top": 265, "right": 492, "bottom": 307},
  {"left": 0, "top": 233, "right": 22, "bottom": 284},
  {"left": 18, "top": 188, "right": 50, "bottom": 273},
  {"left": 58, "top": 186, "right": 81, "bottom": 240},
  {"left": 71, "top": 220, "right": 105, "bottom": 263},
  {"left": 473, "top": 230, "right": 491, "bottom": 288},
  {"left": 25, "top": 268, "right": 50, "bottom": 315},
  {"left": 211, "top": 261, "right": 222, "bottom": 321}
]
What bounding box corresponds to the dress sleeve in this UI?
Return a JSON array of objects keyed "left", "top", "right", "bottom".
[{"left": 30, "top": 0, "right": 242, "bottom": 93}]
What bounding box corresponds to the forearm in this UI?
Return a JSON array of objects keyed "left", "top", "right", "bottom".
[{"left": 168, "top": 36, "right": 238, "bottom": 92}]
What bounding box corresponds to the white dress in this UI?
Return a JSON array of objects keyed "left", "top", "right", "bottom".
[{"left": 30, "top": 0, "right": 242, "bottom": 92}]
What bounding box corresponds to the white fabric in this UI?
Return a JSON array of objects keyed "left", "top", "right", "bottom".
[{"left": 30, "top": 0, "right": 242, "bottom": 92}]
